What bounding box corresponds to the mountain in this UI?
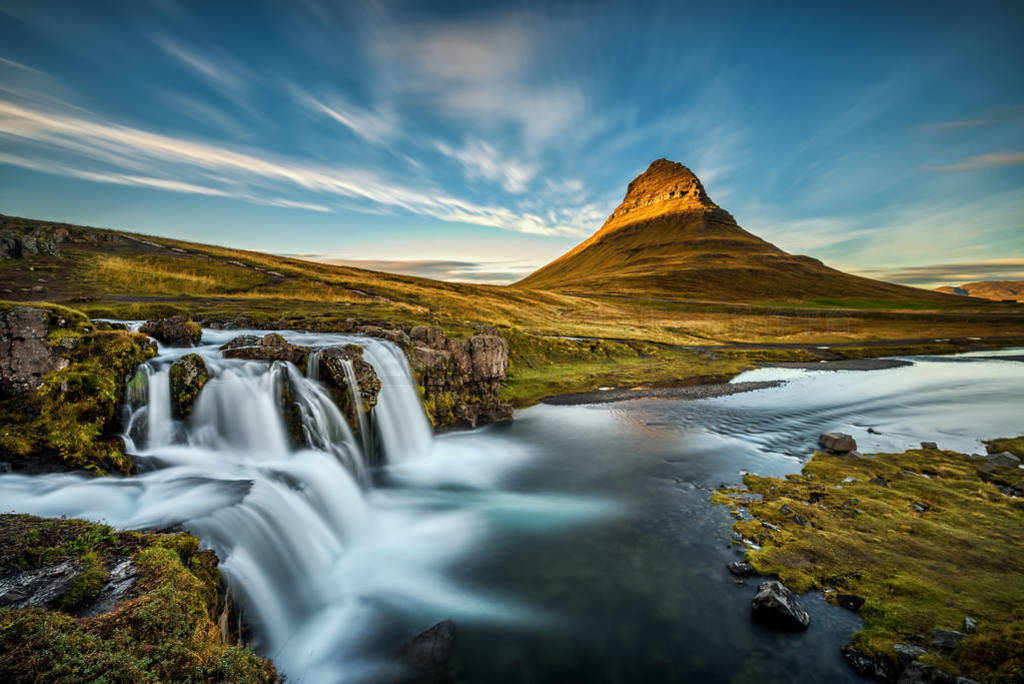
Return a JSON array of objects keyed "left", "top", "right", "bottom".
[
  {"left": 935, "top": 281, "right": 1024, "bottom": 302},
  {"left": 516, "top": 159, "right": 954, "bottom": 303}
]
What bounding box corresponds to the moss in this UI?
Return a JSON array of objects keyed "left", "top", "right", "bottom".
[
  {"left": 984, "top": 436, "right": 1024, "bottom": 459},
  {"left": 0, "top": 327, "right": 157, "bottom": 475},
  {"left": 713, "top": 440, "right": 1024, "bottom": 682},
  {"left": 168, "top": 353, "right": 209, "bottom": 419},
  {"left": 0, "top": 514, "right": 276, "bottom": 683},
  {"left": 58, "top": 551, "right": 106, "bottom": 611}
]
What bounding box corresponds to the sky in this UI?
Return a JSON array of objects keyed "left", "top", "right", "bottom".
[{"left": 0, "top": 0, "right": 1022, "bottom": 288}]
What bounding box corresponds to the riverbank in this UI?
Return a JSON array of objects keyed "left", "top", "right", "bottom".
[{"left": 714, "top": 438, "right": 1024, "bottom": 682}]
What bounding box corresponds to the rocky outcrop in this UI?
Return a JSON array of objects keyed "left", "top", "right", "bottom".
[
  {"left": 407, "top": 326, "right": 513, "bottom": 428},
  {"left": 0, "top": 306, "right": 70, "bottom": 398},
  {"left": 221, "top": 333, "right": 309, "bottom": 365},
  {"left": 750, "top": 580, "right": 810, "bottom": 629},
  {"left": 0, "top": 227, "right": 59, "bottom": 259},
  {"left": 314, "top": 345, "right": 381, "bottom": 430},
  {"left": 168, "top": 354, "right": 209, "bottom": 419},
  {"left": 140, "top": 316, "right": 202, "bottom": 347}
]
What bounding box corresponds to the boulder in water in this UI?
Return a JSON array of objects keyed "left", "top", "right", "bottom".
[
  {"left": 750, "top": 580, "right": 810, "bottom": 629},
  {"left": 169, "top": 353, "right": 209, "bottom": 419},
  {"left": 140, "top": 316, "right": 202, "bottom": 347},
  {"left": 221, "top": 332, "right": 309, "bottom": 365},
  {"left": 727, "top": 561, "right": 756, "bottom": 577},
  {"left": 819, "top": 432, "right": 857, "bottom": 454},
  {"left": 398, "top": 619, "right": 457, "bottom": 683}
]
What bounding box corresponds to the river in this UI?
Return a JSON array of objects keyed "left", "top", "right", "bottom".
[{"left": 1, "top": 328, "right": 1022, "bottom": 683}]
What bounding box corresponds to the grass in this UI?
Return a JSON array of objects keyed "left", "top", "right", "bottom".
[
  {"left": 714, "top": 441, "right": 1024, "bottom": 682},
  {"left": 0, "top": 514, "right": 276, "bottom": 683}
]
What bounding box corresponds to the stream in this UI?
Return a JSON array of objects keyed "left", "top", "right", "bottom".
[{"left": 1, "top": 328, "right": 1022, "bottom": 683}]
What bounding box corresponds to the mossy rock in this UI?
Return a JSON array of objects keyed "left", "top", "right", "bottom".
[
  {"left": 0, "top": 514, "right": 277, "bottom": 683},
  {"left": 168, "top": 354, "right": 209, "bottom": 419}
]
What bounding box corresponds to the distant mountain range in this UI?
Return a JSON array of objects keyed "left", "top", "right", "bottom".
[
  {"left": 935, "top": 281, "right": 1024, "bottom": 302},
  {"left": 516, "top": 159, "right": 958, "bottom": 304}
]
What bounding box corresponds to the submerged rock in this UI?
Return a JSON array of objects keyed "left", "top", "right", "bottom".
[
  {"left": 750, "top": 580, "right": 810, "bottom": 629},
  {"left": 221, "top": 332, "right": 309, "bottom": 365},
  {"left": 0, "top": 306, "right": 70, "bottom": 398},
  {"left": 168, "top": 353, "right": 209, "bottom": 419},
  {"left": 398, "top": 619, "right": 457, "bottom": 683},
  {"left": 140, "top": 316, "right": 202, "bottom": 346},
  {"left": 819, "top": 432, "right": 857, "bottom": 454}
]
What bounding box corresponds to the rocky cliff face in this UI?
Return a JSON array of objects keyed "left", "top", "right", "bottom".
[
  {"left": 0, "top": 307, "right": 72, "bottom": 398},
  {"left": 407, "top": 325, "right": 513, "bottom": 428}
]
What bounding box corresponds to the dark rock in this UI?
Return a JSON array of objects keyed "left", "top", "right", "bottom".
[
  {"left": 791, "top": 514, "right": 808, "bottom": 526},
  {"left": 870, "top": 477, "right": 890, "bottom": 487},
  {"left": 397, "top": 619, "right": 456, "bottom": 684},
  {"left": 868, "top": 427, "right": 881, "bottom": 434},
  {"left": 912, "top": 501, "right": 930, "bottom": 513},
  {"left": 0, "top": 228, "right": 59, "bottom": 259},
  {"left": 837, "top": 593, "right": 865, "bottom": 611},
  {"left": 779, "top": 504, "right": 793, "bottom": 515},
  {"left": 358, "top": 325, "right": 411, "bottom": 349},
  {"left": 727, "top": 561, "right": 756, "bottom": 577},
  {"left": 808, "top": 492, "right": 825, "bottom": 504},
  {"left": 0, "top": 306, "right": 70, "bottom": 398},
  {"left": 898, "top": 661, "right": 956, "bottom": 683},
  {"left": 920, "top": 441, "right": 938, "bottom": 450},
  {"left": 819, "top": 432, "right": 857, "bottom": 453},
  {"left": 893, "top": 643, "right": 928, "bottom": 671},
  {"left": 931, "top": 629, "right": 965, "bottom": 653},
  {"left": 842, "top": 645, "right": 897, "bottom": 681},
  {"left": 221, "top": 333, "right": 309, "bottom": 365},
  {"left": 140, "top": 316, "right": 202, "bottom": 347},
  {"left": 79, "top": 557, "right": 138, "bottom": 617},
  {"left": 962, "top": 616, "right": 977, "bottom": 634},
  {"left": 985, "top": 451, "right": 1021, "bottom": 468},
  {"left": 751, "top": 580, "right": 810, "bottom": 630},
  {"left": 0, "top": 559, "right": 81, "bottom": 609},
  {"left": 168, "top": 353, "right": 209, "bottom": 419}
]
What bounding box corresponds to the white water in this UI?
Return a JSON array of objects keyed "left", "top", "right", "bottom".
[{"left": 0, "top": 328, "right": 607, "bottom": 681}]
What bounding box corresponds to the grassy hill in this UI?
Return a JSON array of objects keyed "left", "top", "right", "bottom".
[
  {"left": 936, "top": 281, "right": 1024, "bottom": 302},
  {"left": 516, "top": 159, "right": 961, "bottom": 305},
  {"left": 3, "top": 210, "right": 1023, "bottom": 405}
]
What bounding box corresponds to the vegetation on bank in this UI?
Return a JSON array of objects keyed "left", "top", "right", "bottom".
[
  {"left": 714, "top": 439, "right": 1024, "bottom": 682},
  {"left": 0, "top": 514, "right": 276, "bottom": 683},
  {"left": 0, "top": 301, "right": 156, "bottom": 475}
]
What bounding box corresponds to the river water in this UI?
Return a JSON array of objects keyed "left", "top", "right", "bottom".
[{"left": 1, "top": 329, "right": 1022, "bottom": 683}]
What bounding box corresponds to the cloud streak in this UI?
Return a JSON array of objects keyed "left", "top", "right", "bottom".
[
  {"left": 856, "top": 258, "right": 1024, "bottom": 287},
  {"left": 0, "top": 97, "right": 588, "bottom": 236},
  {"left": 925, "top": 152, "right": 1024, "bottom": 172},
  {"left": 299, "top": 256, "right": 538, "bottom": 284}
]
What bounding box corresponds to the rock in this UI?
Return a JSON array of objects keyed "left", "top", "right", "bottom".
[
  {"left": 920, "top": 441, "right": 938, "bottom": 450},
  {"left": 779, "top": 504, "right": 793, "bottom": 515},
  {"left": 985, "top": 451, "right": 1021, "bottom": 468},
  {"left": 469, "top": 334, "right": 508, "bottom": 382},
  {"left": 962, "top": 615, "right": 977, "bottom": 633},
  {"left": 893, "top": 643, "right": 928, "bottom": 670},
  {"left": 870, "top": 477, "right": 890, "bottom": 487},
  {"left": 842, "top": 645, "right": 897, "bottom": 681},
  {"left": 79, "top": 557, "right": 138, "bottom": 617},
  {"left": 0, "top": 306, "right": 70, "bottom": 398},
  {"left": 912, "top": 501, "right": 930, "bottom": 513},
  {"left": 837, "top": 593, "right": 865, "bottom": 611},
  {"left": 819, "top": 432, "right": 857, "bottom": 453},
  {"left": 168, "top": 353, "right": 209, "bottom": 419},
  {"left": 931, "top": 629, "right": 966, "bottom": 652},
  {"left": 761, "top": 521, "right": 781, "bottom": 532},
  {"left": 397, "top": 619, "right": 456, "bottom": 683},
  {"left": 358, "top": 325, "right": 411, "bottom": 349},
  {"left": 0, "top": 228, "right": 59, "bottom": 259},
  {"left": 221, "top": 333, "right": 309, "bottom": 365},
  {"left": 410, "top": 325, "right": 446, "bottom": 349},
  {"left": 140, "top": 316, "right": 202, "bottom": 347},
  {"left": 727, "top": 561, "right": 756, "bottom": 577},
  {"left": 750, "top": 580, "right": 810, "bottom": 630},
  {"left": 314, "top": 345, "right": 381, "bottom": 430},
  {"left": 898, "top": 661, "right": 957, "bottom": 683},
  {"left": 0, "top": 559, "right": 81, "bottom": 609}
]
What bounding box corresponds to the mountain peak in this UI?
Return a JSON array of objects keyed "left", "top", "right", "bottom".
[{"left": 607, "top": 158, "right": 726, "bottom": 230}]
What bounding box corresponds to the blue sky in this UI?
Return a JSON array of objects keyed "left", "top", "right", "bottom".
[{"left": 0, "top": 0, "right": 1022, "bottom": 287}]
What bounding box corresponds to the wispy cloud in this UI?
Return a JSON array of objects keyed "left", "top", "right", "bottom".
[
  {"left": 925, "top": 152, "right": 1024, "bottom": 172},
  {"left": 436, "top": 139, "right": 537, "bottom": 193},
  {"left": 298, "top": 257, "right": 538, "bottom": 284},
  {"left": 0, "top": 97, "right": 585, "bottom": 236},
  {"left": 857, "top": 258, "right": 1024, "bottom": 287},
  {"left": 294, "top": 89, "right": 396, "bottom": 144},
  {"left": 924, "top": 119, "right": 994, "bottom": 130},
  {"left": 154, "top": 37, "right": 246, "bottom": 93}
]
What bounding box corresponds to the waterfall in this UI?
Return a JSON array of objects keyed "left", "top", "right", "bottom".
[
  {"left": 340, "top": 358, "right": 372, "bottom": 461},
  {"left": 356, "top": 339, "right": 433, "bottom": 462}
]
